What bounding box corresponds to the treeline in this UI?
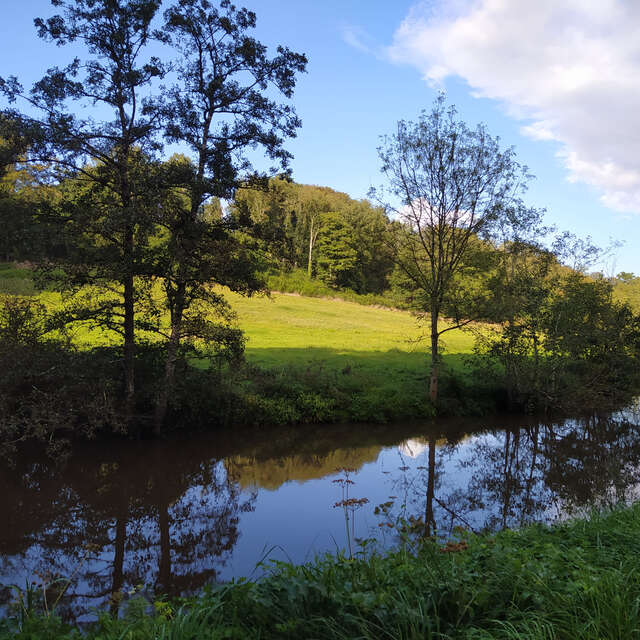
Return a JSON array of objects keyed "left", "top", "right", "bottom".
[{"left": 232, "top": 178, "right": 394, "bottom": 294}]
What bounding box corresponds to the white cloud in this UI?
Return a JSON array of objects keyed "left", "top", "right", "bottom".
[
  {"left": 341, "top": 25, "right": 379, "bottom": 57},
  {"left": 388, "top": 0, "right": 640, "bottom": 214}
]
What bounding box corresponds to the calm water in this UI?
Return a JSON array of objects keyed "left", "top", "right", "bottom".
[{"left": 2, "top": 405, "right": 640, "bottom": 620}]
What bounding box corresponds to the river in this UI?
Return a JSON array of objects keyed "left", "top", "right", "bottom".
[{"left": 1, "top": 404, "right": 639, "bottom": 620}]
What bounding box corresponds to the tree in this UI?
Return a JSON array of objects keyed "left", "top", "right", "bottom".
[
  {"left": 0, "top": 0, "right": 166, "bottom": 422},
  {"left": 0, "top": 115, "right": 58, "bottom": 262},
  {"left": 478, "top": 240, "right": 560, "bottom": 409},
  {"left": 151, "top": 0, "right": 307, "bottom": 432},
  {"left": 477, "top": 233, "right": 640, "bottom": 412},
  {"left": 315, "top": 211, "right": 358, "bottom": 288},
  {"left": 340, "top": 200, "right": 394, "bottom": 294},
  {"left": 372, "top": 95, "right": 533, "bottom": 404}
]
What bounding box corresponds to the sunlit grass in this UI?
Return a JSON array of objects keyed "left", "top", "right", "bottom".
[
  {"left": 227, "top": 290, "right": 475, "bottom": 370},
  {"left": 3, "top": 269, "right": 485, "bottom": 420},
  {"left": 33, "top": 283, "right": 477, "bottom": 375}
]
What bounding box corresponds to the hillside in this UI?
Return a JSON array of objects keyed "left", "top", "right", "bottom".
[{"left": 227, "top": 289, "right": 475, "bottom": 369}]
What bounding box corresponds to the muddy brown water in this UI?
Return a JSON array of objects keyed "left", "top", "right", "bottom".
[{"left": 2, "top": 405, "right": 640, "bottom": 620}]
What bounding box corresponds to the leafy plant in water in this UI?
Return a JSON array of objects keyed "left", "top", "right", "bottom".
[{"left": 332, "top": 467, "right": 369, "bottom": 558}]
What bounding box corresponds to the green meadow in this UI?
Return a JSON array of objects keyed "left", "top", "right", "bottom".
[
  {"left": 5, "top": 272, "right": 485, "bottom": 423},
  {"left": 229, "top": 290, "right": 475, "bottom": 370},
  {"left": 222, "top": 291, "right": 486, "bottom": 422},
  {"left": 34, "top": 283, "right": 477, "bottom": 371}
]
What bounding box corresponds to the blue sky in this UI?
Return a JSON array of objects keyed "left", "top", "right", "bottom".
[{"left": 2, "top": 0, "right": 639, "bottom": 274}]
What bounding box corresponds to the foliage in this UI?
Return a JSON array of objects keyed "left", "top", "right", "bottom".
[
  {"left": 0, "top": 284, "right": 483, "bottom": 447},
  {"left": 232, "top": 177, "right": 394, "bottom": 293},
  {"left": 5, "top": 505, "right": 640, "bottom": 639},
  {"left": 372, "top": 94, "right": 540, "bottom": 404},
  {"left": 0, "top": 126, "right": 60, "bottom": 264},
  {"left": 151, "top": 0, "right": 306, "bottom": 432},
  {"left": 0, "top": 0, "right": 307, "bottom": 433},
  {"left": 315, "top": 211, "right": 358, "bottom": 287},
  {"left": 613, "top": 270, "right": 640, "bottom": 313},
  {"left": 1, "top": 0, "right": 170, "bottom": 423},
  {"left": 475, "top": 243, "right": 640, "bottom": 412},
  {"left": 266, "top": 268, "right": 406, "bottom": 309}
]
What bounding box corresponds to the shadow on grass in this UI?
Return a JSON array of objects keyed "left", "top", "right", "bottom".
[
  {"left": 239, "top": 347, "right": 497, "bottom": 420},
  {"left": 245, "top": 346, "right": 472, "bottom": 377}
]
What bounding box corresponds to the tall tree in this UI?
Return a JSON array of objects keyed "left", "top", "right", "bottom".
[
  {"left": 373, "top": 95, "right": 534, "bottom": 404},
  {"left": 315, "top": 211, "right": 358, "bottom": 288},
  {"left": 0, "top": 0, "right": 166, "bottom": 422},
  {"left": 152, "top": 0, "right": 307, "bottom": 431}
]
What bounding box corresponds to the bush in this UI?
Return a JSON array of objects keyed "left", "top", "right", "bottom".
[{"left": 267, "top": 269, "right": 406, "bottom": 310}]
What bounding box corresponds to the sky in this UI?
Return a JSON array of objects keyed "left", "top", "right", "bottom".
[{"left": 1, "top": 0, "right": 639, "bottom": 274}]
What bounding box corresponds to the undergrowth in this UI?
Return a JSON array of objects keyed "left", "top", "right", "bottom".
[{"left": 266, "top": 268, "right": 406, "bottom": 310}]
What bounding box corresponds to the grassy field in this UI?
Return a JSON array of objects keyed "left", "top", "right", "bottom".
[
  {"left": 33, "top": 285, "right": 477, "bottom": 376},
  {"left": 229, "top": 290, "right": 475, "bottom": 371},
  {"left": 226, "top": 290, "right": 485, "bottom": 419}
]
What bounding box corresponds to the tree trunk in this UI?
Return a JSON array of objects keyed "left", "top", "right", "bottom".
[
  {"left": 157, "top": 501, "right": 171, "bottom": 594},
  {"left": 123, "top": 225, "right": 136, "bottom": 426},
  {"left": 429, "top": 304, "right": 439, "bottom": 404},
  {"left": 154, "top": 289, "right": 184, "bottom": 436},
  {"left": 110, "top": 497, "right": 127, "bottom": 615},
  {"left": 307, "top": 217, "right": 315, "bottom": 278},
  {"left": 424, "top": 433, "right": 437, "bottom": 537}
]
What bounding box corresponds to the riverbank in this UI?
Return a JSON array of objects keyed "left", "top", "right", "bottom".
[
  {"left": 1, "top": 265, "right": 638, "bottom": 443},
  {"left": 0, "top": 275, "right": 495, "bottom": 448},
  {"left": 4, "top": 503, "right": 640, "bottom": 639}
]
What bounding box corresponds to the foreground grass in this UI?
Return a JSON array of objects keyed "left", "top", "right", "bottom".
[{"left": 4, "top": 505, "right": 640, "bottom": 639}]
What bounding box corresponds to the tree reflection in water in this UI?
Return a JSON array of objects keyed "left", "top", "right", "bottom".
[
  {"left": 2, "top": 409, "right": 640, "bottom": 621},
  {"left": 0, "top": 441, "right": 255, "bottom": 621},
  {"left": 384, "top": 409, "right": 640, "bottom": 541}
]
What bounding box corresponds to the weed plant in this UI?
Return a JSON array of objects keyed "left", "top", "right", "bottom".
[{"left": 3, "top": 505, "right": 640, "bottom": 639}]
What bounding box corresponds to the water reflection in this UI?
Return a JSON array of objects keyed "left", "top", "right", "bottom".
[
  {"left": 384, "top": 407, "right": 640, "bottom": 542},
  {"left": 0, "top": 441, "right": 255, "bottom": 619},
  {"left": 1, "top": 409, "right": 640, "bottom": 620}
]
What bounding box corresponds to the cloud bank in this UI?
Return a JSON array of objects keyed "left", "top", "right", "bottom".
[{"left": 388, "top": 0, "right": 640, "bottom": 213}]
